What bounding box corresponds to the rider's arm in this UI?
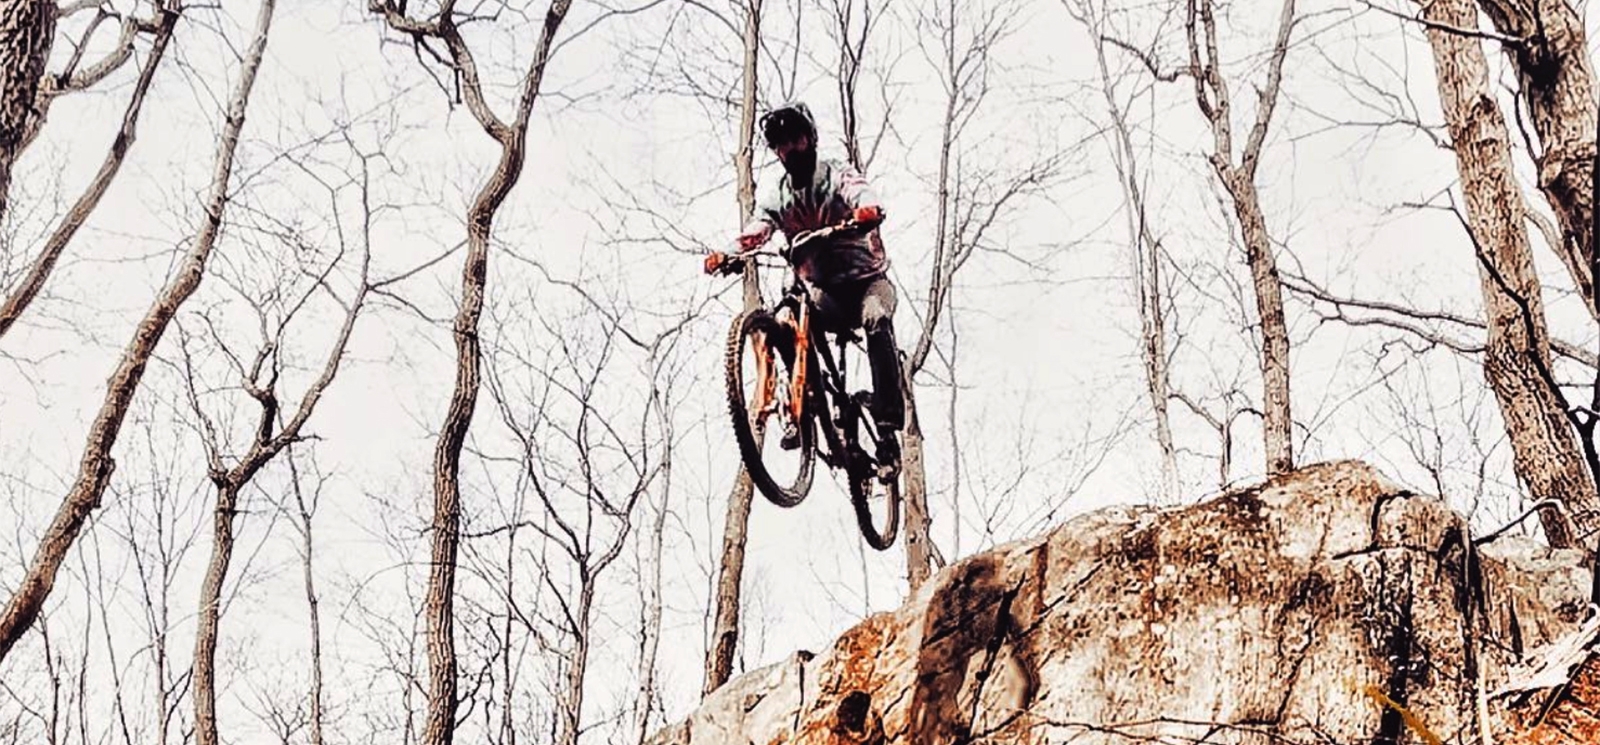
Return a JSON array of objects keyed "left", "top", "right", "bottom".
[
  {"left": 736, "top": 215, "right": 774, "bottom": 251},
  {"left": 736, "top": 180, "right": 784, "bottom": 251},
  {"left": 707, "top": 183, "right": 777, "bottom": 273},
  {"left": 836, "top": 164, "right": 884, "bottom": 223}
]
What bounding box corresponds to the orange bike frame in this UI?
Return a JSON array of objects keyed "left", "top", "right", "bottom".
[
  {"left": 751, "top": 328, "right": 774, "bottom": 426},
  {"left": 748, "top": 300, "right": 811, "bottom": 433},
  {"left": 786, "top": 300, "right": 810, "bottom": 426}
]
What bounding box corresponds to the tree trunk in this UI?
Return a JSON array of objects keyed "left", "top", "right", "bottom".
[
  {"left": 1184, "top": 0, "right": 1297, "bottom": 478},
  {"left": 302, "top": 517, "right": 327, "bottom": 745},
  {"left": 414, "top": 4, "right": 572, "bottom": 742},
  {"left": 1473, "top": 0, "right": 1596, "bottom": 312},
  {"left": 825, "top": 0, "right": 934, "bottom": 585},
  {"left": 0, "top": 0, "right": 55, "bottom": 220},
  {"left": 635, "top": 465, "right": 668, "bottom": 744},
  {"left": 193, "top": 482, "right": 241, "bottom": 745},
  {"left": 900, "top": 90, "right": 961, "bottom": 595},
  {"left": 422, "top": 248, "right": 473, "bottom": 745},
  {"left": 0, "top": 0, "right": 273, "bottom": 664},
  {"left": 289, "top": 453, "right": 327, "bottom": 745},
  {"left": 557, "top": 580, "right": 595, "bottom": 745},
  {"left": 0, "top": 7, "right": 176, "bottom": 340},
  {"left": 150, "top": 496, "right": 175, "bottom": 745},
  {"left": 499, "top": 535, "right": 516, "bottom": 745},
  {"left": 1139, "top": 233, "right": 1179, "bottom": 502},
  {"left": 1416, "top": 0, "right": 1596, "bottom": 547},
  {"left": 1089, "top": 14, "right": 1179, "bottom": 502},
  {"left": 1136, "top": 217, "right": 1177, "bottom": 502},
  {"left": 901, "top": 379, "right": 934, "bottom": 588},
  {"left": 704, "top": 0, "right": 762, "bottom": 698},
  {"left": 1227, "top": 175, "right": 1294, "bottom": 477}
]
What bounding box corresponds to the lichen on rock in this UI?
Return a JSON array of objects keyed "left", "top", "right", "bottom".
[{"left": 651, "top": 460, "right": 1594, "bottom": 745}]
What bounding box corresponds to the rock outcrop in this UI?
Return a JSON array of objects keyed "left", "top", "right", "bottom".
[{"left": 652, "top": 460, "right": 1596, "bottom": 745}]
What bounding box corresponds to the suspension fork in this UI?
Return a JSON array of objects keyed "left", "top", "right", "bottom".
[
  {"left": 751, "top": 326, "right": 778, "bottom": 424},
  {"left": 786, "top": 300, "right": 811, "bottom": 427}
]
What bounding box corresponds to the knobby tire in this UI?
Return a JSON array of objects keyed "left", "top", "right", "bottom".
[
  {"left": 849, "top": 446, "right": 901, "bottom": 550},
  {"left": 725, "top": 308, "right": 815, "bottom": 507}
]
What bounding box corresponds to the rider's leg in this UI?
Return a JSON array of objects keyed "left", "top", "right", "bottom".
[{"left": 859, "top": 276, "right": 904, "bottom": 464}]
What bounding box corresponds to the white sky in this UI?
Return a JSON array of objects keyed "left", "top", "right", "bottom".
[{"left": 2, "top": 0, "right": 1596, "bottom": 741}]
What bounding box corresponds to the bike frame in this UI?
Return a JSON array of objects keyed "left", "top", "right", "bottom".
[
  {"left": 724, "top": 217, "right": 884, "bottom": 472},
  {"left": 767, "top": 283, "right": 867, "bottom": 470},
  {"left": 712, "top": 216, "right": 900, "bottom": 548}
]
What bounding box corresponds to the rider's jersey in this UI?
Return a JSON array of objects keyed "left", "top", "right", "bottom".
[{"left": 739, "top": 158, "right": 887, "bottom": 287}]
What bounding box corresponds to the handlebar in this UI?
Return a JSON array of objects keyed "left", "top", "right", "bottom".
[
  {"left": 712, "top": 216, "right": 884, "bottom": 277},
  {"left": 712, "top": 248, "right": 785, "bottom": 276},
  {"left": 792, "top": 216, "right": 879, "bottom": 249}
]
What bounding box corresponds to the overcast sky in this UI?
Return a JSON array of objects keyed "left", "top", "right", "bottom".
[{"left": 2, "top": 0, "right": 1593, "bottom": 740}]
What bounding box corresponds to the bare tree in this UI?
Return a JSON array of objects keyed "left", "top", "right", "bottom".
[
  {"left": 899, "top": 0, "right": 1069, "bottom": 587},
  {"left": 1406, "top": 0, "right": 1599, "bottom": 546},
  {"left": 344, "top": 493, "right": 431, "bottom": 745},
  {"left": 179, "top": 135, "right": 377, "bottom": 745},
  {"left": 368, "top": 1, "right": 574, "bottom": 742},
  {"left": 448, "top": 256, "right": 702, "bottom": 744},
  {"left": 825, "top": 0, "right": 951, "bottom": 581},
  {"left": 1107, "top": 0, "right": 1300, "bottom": 477},
  {"left": 1469, "top": 0, "right": 1596, "bottom": 313},
  {"left": 0, "top": 0, "right": 177, "bottom": 339},
  {"left": 0, "top": 0, "right": 275, "bottom": 663},
  {"left": 632, "top": 370, "right": 676, "bottom": 745},
  {"left": 482, "top": 317, "right": 668, "bottom": 745},
  {"left": 826, "top": 0, "right": 892, "bottom": 175},
  {"left": 110, "top": 403, "right": 206, "bottom": 745},
  {"left": 705, "top": 0, "right": 763, "bottom": 697},
  {"left": 10, "top": 0, "right": 169, "bottom": 164},
  {"left": 284, "top": 446, "right": 328, "bottom": 745},
  {"left": 1192, "top": 0, "right": 1297, "bottom": 478},
  {"left": 1066, "top": 0, "right": 1180, "bottom": 503}
]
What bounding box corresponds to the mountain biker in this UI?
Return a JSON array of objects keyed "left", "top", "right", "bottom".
[{"left": 703, "top": 101, "right": 905, "bottom": 467}]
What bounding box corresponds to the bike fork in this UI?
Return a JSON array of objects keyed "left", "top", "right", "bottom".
[
  {"left": 752, "top": 330, "right": 778, "bottom": 425},
  {"left": 787, "top": 302, "right": 810, "bottom": 427}
]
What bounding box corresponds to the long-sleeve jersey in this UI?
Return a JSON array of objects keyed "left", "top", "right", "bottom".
[{"left": 738, "top": 158, "right": 888, "bottom": 287}]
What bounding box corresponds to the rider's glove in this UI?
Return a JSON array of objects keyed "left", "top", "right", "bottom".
[
  {"left": 703, "top": 251, "right": 727, "bottom": 275},
  {"left": 853, "top": 205, "right": 884, "bottom": 224}
]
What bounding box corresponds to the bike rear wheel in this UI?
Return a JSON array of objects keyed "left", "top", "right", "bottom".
[
  {"left": 725, "top": 308, "right": 816, "bottom": 507},
  {"left": 845, "top": 395, "right": 902, "bottom": 551},
  {"left": 849, "top": 447, "right": 901, "bottom": 550}
]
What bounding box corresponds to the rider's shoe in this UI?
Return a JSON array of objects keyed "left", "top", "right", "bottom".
[{"left": 780, "top": 419, "right": 802, "bottom": 450}]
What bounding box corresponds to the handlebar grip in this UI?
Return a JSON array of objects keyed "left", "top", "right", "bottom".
[{"left": 717, "top": 254, "right": 748, "bottom": 275}]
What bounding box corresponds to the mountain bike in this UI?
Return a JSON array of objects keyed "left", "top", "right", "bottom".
[{"left": 710, "top": 219, "right": 903, "bottom": 550}]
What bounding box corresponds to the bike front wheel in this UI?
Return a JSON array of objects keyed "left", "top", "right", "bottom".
[{"left": 725, "top": 308, "right": 816, "bottom": 507}]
